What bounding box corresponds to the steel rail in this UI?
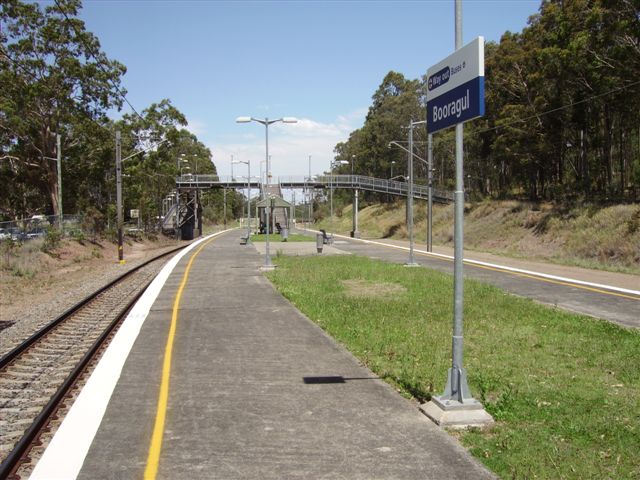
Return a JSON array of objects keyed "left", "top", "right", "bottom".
[
  {"left": 0, "top": 244, "right": 185, "bottom": 370},
  {"left": 0, "top": 244, "right": 188, "bottom": 478}
]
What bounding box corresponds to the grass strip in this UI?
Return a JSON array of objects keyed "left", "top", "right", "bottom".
[
  {"left": 266, "top": 255, "right": 640, "bottom": 479},
  {"left": 250, "top": 233, "right": 313, "bottom": 242}
]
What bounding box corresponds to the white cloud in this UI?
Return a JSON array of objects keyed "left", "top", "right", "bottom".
[
  {"left": 184, "top": 118, "right": 207, "bottom": 137},
  {"left": 210, "top": 109, "right": 366, "bottom": 179}
]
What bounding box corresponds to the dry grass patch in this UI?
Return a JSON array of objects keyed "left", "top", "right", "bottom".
[{"left": 341, "top": 278, "right": 407, "bottom": 299}]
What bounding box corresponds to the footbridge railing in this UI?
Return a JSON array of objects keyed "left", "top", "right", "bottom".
[{"left": 176, "top": 174, "right": 453, "bottom": 203}]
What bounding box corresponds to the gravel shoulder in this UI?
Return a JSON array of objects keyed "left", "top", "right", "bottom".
[{"left": 0, "top": 236, "right": 190, "bottom": 357}]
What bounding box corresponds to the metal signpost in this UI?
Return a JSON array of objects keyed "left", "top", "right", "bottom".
[
  {"left": 427, "top": 133, "right": 434, "bottom": 252},
  {"left": 420, "top": 3, "right": 493, "bottom": 428}
]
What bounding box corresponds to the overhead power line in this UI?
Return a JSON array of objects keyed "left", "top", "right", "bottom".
[
  {"left": 52, "top": 0, "right": 146, "bottom": 124},
  {"left": 476, "top": 78, "right": 640, "bottom": 136}
]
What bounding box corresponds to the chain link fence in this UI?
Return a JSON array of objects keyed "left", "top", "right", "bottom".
[{"left": 0, "top": 215, "right": 81, "bottom": 242}]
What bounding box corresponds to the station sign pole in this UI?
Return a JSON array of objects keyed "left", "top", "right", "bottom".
[{"left": 420, "top": 0, "right": 493, "bottom": 428}]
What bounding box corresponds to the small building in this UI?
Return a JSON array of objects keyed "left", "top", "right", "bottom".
[{"left": 255, "top": 196, "right": 292, "bottom": 234}]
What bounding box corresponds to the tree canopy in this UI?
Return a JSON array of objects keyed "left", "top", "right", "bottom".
[
  {"left": 335, "top": 0, "right": 640, "bottom": 202},
  {"left": 0, "top": 0, "right": 230, "bottom": 226}
]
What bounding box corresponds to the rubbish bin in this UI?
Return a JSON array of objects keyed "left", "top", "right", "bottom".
[
  {"left": 316, "top": 233, "right": 324, "bottom": 253},
  {"left": 281, "top": 228, "right": 289, "bottom": 242}
]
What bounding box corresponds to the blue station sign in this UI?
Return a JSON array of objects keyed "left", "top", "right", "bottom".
[{"left": 426, "top": 37, "right": 485, "bottom": 134}]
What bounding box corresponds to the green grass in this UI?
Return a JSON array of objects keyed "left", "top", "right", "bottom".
[
  {"left": 250, "top": 233, "right": 314, "bottom": 242},
  {"left": 317, "top": 200, "right": 640, "bottom": 274},
  {"left": 266, "top": 255, "right": 640, "bottom": 479}
]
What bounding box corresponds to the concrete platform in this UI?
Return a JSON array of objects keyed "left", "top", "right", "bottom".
[
  {"left": 32, "top": 230, "right": 494, "bottom": 479},
  {"left": 251, "top": 240, "right": 349, "bottom": 256}
]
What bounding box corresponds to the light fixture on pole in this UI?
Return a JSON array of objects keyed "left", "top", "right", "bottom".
[
  {"left": 350, "top": 154, "right": 360, "bottom": 238},
  {"left": 236, "top": 116, "right": 297, "bottom": 270},
  {"left": 389, "top": 117, "right": 425, "bottom": 266},
  {"left": 388, "top": 140, "right": 433, "bottom": 253},
  {"left": 232, "top": 159, "right": 252, "bottom": 241},
  {"left": 330, "top": 159, "right": 349, "bottom": 235},
  {"left": 308, "top": 155, "right": 312, "bottom": 228},
  {"left": 406, "top": 119, "right": 426, "bottom": 265}
]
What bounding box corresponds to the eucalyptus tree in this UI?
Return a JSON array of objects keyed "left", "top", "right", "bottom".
[{"left": 0, "top": 0, "right": 126, "bottom": 218}]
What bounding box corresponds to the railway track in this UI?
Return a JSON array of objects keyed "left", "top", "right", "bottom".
[{"left": 0, "top": 245, "right": 187, "bottom": 479}]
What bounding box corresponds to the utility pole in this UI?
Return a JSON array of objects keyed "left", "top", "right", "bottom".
[
  {"left": 56, "top": 133, "right": 63, "bottom": 231},
  {"left": 223, "top": 188, "right": 227, "bottom": 228},
  {"left": 308, "top": 155, "right": 312, "bottom": 228},
  {"left": 115, "top": 131, "right": 124, "bottom": 264}
]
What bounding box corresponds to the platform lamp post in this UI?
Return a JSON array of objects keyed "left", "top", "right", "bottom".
[
  {"left": 232, "top": 159, "right": 252, "bottom": 241},
  {"left": 388, "top": 140, "right": 433, "bottom": 253},
  {"left": 350, "top": 154, "right": 360, "bottom": 238},
  {"left": 330, "top": 159, "right": 349, "bottom": 235},
  {"left": 307, "top": 155, "right": 312, "bottom": 229},
  {"left": 259, "top": 160, "right": 266, "bottom": 199},
  {"left": 388, "top": 118, "right": 425, "bottom": 266},
  {"left": 236, "top": 116, "right": 298, "bottom": 270},
  {"left": 406, "top": 119, "right": 426, "bottom": 264}
]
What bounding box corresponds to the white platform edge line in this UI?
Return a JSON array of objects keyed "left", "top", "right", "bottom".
[
  {"left": 29, "top": 230, "right": 230, "bottom": 480},
  {"left": 308, "top": 229, "right": 639, "bottom": 297}
]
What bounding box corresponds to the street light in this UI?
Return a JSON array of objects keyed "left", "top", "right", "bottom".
[
  {"left": 387, "top": 118, "right": 425, "bottom": 265},
  {"left": 330, "top": 159, "right": 349, "bottom": 235},
  {"left": 349, "top": 154, "right": 360, "bottom": 238},
  {"left": 232, "top": 159, "right": 252, "bottom": 241},
  {"left": 236, "top": 116, "right": 298, "bottom": 270},
  {"left": 307, "top": 155, "right": 312, "bottom": 228},
  {"left": 259, "top": 160, "right": 267, "bottom": 198},
  {"left": 389, "top": 136, "right": 434, "bottom": 253}
]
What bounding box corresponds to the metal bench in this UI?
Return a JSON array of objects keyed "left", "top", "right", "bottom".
[{"left": 319, "top": 229, "right": 333, "bottom": 245}]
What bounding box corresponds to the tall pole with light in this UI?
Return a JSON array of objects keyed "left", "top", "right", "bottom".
[
  {"left": 308, "top": 155, "right": 312, "bottom": 228},
  {"left": 330, "top": 159, "right": 349, "bottom": 235},
  {"left": 408, "top": 119, "right": 426, "bottom": 264},
  {"left": 232, "top": 159, "right": 252, "bottom": 241},
  {"left": 350, "top": 154, "right": 360, "bottom": 238},
  {"left": 389, "top": 140, "right": 432, "bottom": 253},
  {"left": 236, "top": 116, "right": 297, "bottom": 269}
]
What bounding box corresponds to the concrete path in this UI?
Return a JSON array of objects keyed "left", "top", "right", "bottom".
[{"left": 74, "top": 231, "right": 494, "bottom": 479}]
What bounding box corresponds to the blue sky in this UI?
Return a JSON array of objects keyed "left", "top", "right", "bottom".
[{"left": 75, "top": 0, "right": 540, "bottom": 178}]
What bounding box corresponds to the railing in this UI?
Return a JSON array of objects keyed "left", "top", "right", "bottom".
[
  {"left": 279, "top": 175, "right": 454, "bottom": 202},
  {"left": 174, "top": 174, "right": 454, "bottom": 202}
]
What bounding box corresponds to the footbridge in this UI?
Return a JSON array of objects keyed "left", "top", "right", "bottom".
[
  {"left": 176, "top": 174, "right": 453, "bottom": 203},
  {"left": 170, "top": 174, "right": 453, "bottom": 240}
]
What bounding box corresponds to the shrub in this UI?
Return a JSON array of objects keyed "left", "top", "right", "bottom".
[
  {"left": 42, "top": 227, "right": 62, "bottom": 253},
  {"left": 81, "top": 207, "right": 105, "bottom": 242}
]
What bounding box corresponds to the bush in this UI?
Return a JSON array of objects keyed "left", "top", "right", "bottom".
[
  {"left": 81, "top": 207, "right": 105, "bottom": 242},
  {"left": 42, "top": 227, "right": 62, "bottom": 253}
]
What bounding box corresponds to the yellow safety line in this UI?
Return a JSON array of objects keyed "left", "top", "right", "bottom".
[{"left": 144, "top": 236, "right": 217, "bottom": 480}]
